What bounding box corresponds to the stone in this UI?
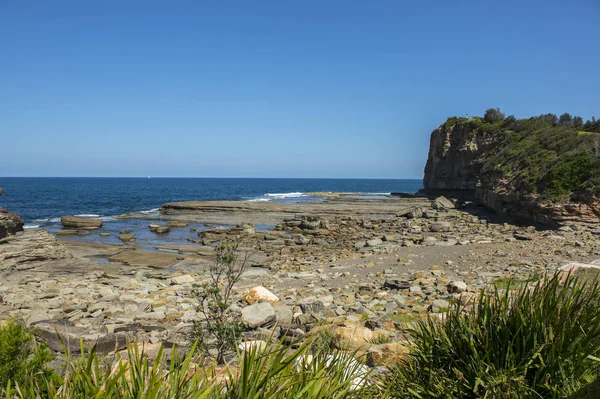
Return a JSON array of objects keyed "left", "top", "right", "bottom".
[
  {"left": 433, "top": 196, "right": 455, "bottom": 209},
  {"left": 430, "top": 222, "right": 452, "bottom": 232},
  {"left": 60, "top": 216, "right": 102, "bottom": 229},
  {"left": 149, "top": 224, "right": 171, "bottom": 234},
  {"left": 366, "top": 342, "right": 410, "bottom": 367},
  {"left": 119, "top": 230, "right": 136, "bottom": 242},
  {"left": 241, "top": 303, "right": 276, "bottom": 328},
  {"left": 332, "top": 325, "right": 373, "bottom": 351},
  {"left": 366, "top": 238, "right": 383, "bottom": 247},
  {"left": 241, "top": 286, "right": 279, "bottom": 305},
  {"left": 0, "top": 207, "right": 24, "bottom": 239},
  {"left": 448, "top": 281, "right": 468, "bottom": 293},
  {"left": 383, "top": 279, "right": 411, "bottom": 291},
  {"left": 430, "top": 299, "right": 450, "bottom": 313},
  {"left": 170, "top": 274, "right": 196, "bottom": 285},
  {"left": 168, "top": 220, "right": 188, "bottom": 228}
]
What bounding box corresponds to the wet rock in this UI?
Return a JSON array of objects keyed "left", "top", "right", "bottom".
[
  {"left": 119, "top": 230, "right": 136, "bottom": 242},
  {"left": 168, "top": 220, "right": 188, "bottom": 228},
  {"left": 60, "top": 216, "right": 102, "bottom": 229},
  {"left": 149, "top": 224, "right": 171, "bottom": 234}
]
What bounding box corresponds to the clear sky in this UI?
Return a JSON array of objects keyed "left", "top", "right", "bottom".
[{"left": 1, "top": 0, "right": 599, "bottom": 178}]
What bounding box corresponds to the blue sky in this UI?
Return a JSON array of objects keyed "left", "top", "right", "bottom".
[{"left": 1, "top": 0, "right": 599, "bottom": 178}]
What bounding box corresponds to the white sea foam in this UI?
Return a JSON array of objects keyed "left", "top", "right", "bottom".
[
  {"left": 248, "top": 198, "right": 270, "bottom": 202},
  {"left": 140, "top": 208, "right": 160, "bottom": 214},
  {"left": 100, "top": 216, "right": 116, "bottom": 222},
  {"left": 75, "top": 214, "right": 101, "bottom": 218},
  {"left": 49, "top": 217, "right": 61, "bottom": 223},
  {"left": 23, "top": 224, "right": 40, "bottom": 229},
  {"left": 265, "top": 192, "right": 306, "bottom": 199}
]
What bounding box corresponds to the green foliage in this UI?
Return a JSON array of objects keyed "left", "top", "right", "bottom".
[
  {"left": 384, "top": 273, "right": 600, "bottom": 398},
  {"left": 1, "top": 338, "right": 376, "bottom": 398},
  {"left": 0, "top": 319, "right": 60, "bottom": 396},
  {"left": 191, "top": 241, "right": 248, "bottom": 364},
  {"left": 546, "top": 152, "right": 600, "bottom": 198},
  {"left": 483, "top": 108, "right": 505, "bottom": 123}
]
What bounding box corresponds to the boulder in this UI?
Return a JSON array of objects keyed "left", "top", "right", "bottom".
[
  {"left": 0, "top": 208, "right": 24, "bottom": 239},
  {"left": 170, "top": 274, "right": 196, "bottom": 285},
  {"left": 366, "top": 238, "right": 383, "bottom": 247},
  {"left": 448, "top": 281, "right": 468, "bottom": 293},
  {"left": 332, "top": 324, "right": 373, "bottom": 351},
  {"left": 241, "top": 286, "right": 279, "bottom": 305},
  {"left": 149, "top": 224, "right": 171, "bottom": 234},
  {"left": 430, "top": 221, "right": 452, "bottom": 232},
  {"left": 241, "top": 303, "right": 276, "bottom": 328},
  {"left": 430, "top": 299, "right": 450, "bottom": 313},
  {"left": 60, "top": 216, "right": 102, "bottom": 229},
  {"left": 366, "top": 342, "right": 410, "bottom": 367},
  {"left": 432, "top": 196, "right": 455, "bottom": 209}
]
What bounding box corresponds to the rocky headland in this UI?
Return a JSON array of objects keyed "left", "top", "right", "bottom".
[
  {"left": 1, "top": 112, "right": 599, "bottom": 369},
  {"left": 423, "top": 112, "right": 600, "bottom": 229}
]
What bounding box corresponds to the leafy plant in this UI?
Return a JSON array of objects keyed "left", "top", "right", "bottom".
[
  {"left": 0, "top": 319, "right": 60, "bottom": 396},
  {"left": 385, "top": 272, "right": 600, "bottom": 398},
  {"left": 191, "top": 241, "right": 251, "bottom": 364}
]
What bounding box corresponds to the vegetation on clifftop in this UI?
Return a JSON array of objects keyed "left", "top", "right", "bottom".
[{"left": 444, "top": 109, "right": 600, "bottom": 201}]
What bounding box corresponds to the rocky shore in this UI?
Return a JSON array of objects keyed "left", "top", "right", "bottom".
[{"left": 2, "top": 189, "right": 599, "bottom": 366}]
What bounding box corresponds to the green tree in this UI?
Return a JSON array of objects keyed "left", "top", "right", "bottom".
[
  {"left": 483, "top": 108, "right": 505, "bottom": 123},
  {"left": 574, "top": 116, "right": 584, "bottom": 129},
  {"left": 558, "top": 112, "right": 573, "bottom": 126}
]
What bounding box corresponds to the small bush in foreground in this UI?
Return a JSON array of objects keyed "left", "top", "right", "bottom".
[
  {"left": 0, "top": 319, "right": 59, "bottom": 396},
  {"left": 191, "top": 241, "right": 249, "bottom": 364},
  {"left": 385, "top": 273, "right": 600, "bottom": 398}
]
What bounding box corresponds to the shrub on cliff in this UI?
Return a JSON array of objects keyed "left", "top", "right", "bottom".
[{"left": 384, "top": 273, "right": 600, "bottom": 398}]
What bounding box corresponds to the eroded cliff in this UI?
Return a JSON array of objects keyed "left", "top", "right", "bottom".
[{"left": 422, "top": 116, "right": 600, "bottom": 228}]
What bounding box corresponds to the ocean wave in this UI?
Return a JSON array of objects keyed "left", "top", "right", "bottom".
[
  {"left": 247, "top": 198, "right": 270, "bottom": 202},
  {"left": 100, "top": 216, "right": 116, "bottom": 222},
  {"left": 265, "top": 192, "right": 306, "bottom": 199},
  {"left": 75, "top": 214, "right": 101, "bottom": 218},
  {"left": 23, "top": 224, "right": 40, "bottom": 229},
  {"left": 140, "top": 208, "right": 160, "bottom": 214}
]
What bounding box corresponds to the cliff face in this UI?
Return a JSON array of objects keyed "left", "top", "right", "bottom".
[
  {"left": 422, "top": 121, "right": 600, "bottom": 228},
  {"left": 423, "top": 123, "right": 501, "bottom": 191}
]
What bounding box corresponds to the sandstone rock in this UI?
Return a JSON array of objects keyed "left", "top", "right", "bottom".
[
  {"left": 332, "top": 325, "right": 373, "bottom": 351},
  {"left": 366, "top": 342, "right": 410, "bottom": 367},
  {"left": 61, "top": 216, "right": 102, "bottom": 229},
  {"left": 241, "top": 302, "right": 276, "bottom": 328},
  {"left": 241, "top": 286, "right": 279, "bottom": 305},
  {"left": 119, "top": 230, "right": 136, "bottom": 242},
  {"left": 430, "top": 299, "right": 450, "bottom": 313},
  {"left": 366, "top": 238, "right": 383, "bottom": 247},
  {"left": 0, "top": 230, "right": 73, "bottom": 271},
  {"left": 170, "top": 274, "right": 196, "bottom": 285},
  {"left": 448, "top": 281, "right": 468, "bottom": 293},
  {"left": 149, "top": 224, "right": 171, "bottom": 234},
  {"left": 433, "top": 196, "right": 455, "bottom": 209},
  {"left": 168, "top": 220, "right": 189, "bottom": 228},
  {"left": 430, "top": 222, "right": 452, "bottom": 232},
  {"left": 0, "top": 208, "right": 24, "bottom": 239}
]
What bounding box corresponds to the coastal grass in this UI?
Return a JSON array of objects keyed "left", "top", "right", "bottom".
[
  {"left": 1, "top": 338, "right": 378, "bottom": 399},
  {"left": 384, "top": 272, "right": 600, "bottom": 398}
]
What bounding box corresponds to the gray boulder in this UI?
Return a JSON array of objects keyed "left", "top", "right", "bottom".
[
  {"left": 430, "top": 221, "right": 452, "bottom": 232},
  {"left": 241, "top": 302, "right": 276, "bottom": 328}
]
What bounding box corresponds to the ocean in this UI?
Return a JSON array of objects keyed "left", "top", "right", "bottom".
[{"left": 0, "top": 178, "right": 422, "bottom": 244}]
